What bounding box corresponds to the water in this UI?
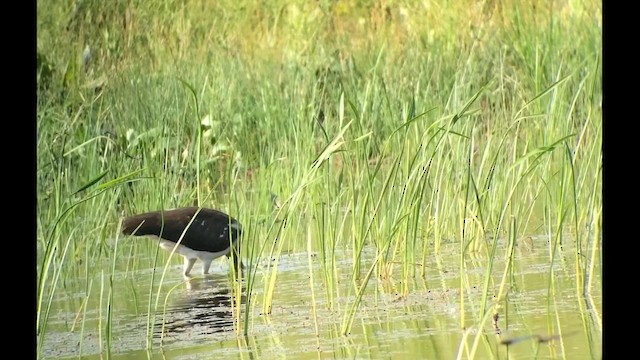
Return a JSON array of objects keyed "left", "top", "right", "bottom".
[{"left": 38, "top": 237, "right": 602, "bottom": 359}]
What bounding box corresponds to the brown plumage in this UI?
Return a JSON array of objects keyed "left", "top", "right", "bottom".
[{"left": 122, "top": 207, "right": 243, "bottom": 278}]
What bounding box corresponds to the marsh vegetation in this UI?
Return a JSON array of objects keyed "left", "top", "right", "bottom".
[{"left": 37, "top": 1, "right": 602, "bottom": 358}]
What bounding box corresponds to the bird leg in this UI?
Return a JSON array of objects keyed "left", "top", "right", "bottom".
[
  {"left": 183, "top": 257, "right": 197, "bottom": 278},
  {"left": 201, "top": 258, "right": 213, "bottom": 275}
]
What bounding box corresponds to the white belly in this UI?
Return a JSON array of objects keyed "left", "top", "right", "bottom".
[{"left": 159, "top": 239, "right": 231, "bottom": 261}]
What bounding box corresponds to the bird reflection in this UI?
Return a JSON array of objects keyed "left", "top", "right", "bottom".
[{"left": 154, "top": 274, "right": 246, "bottom": 343}]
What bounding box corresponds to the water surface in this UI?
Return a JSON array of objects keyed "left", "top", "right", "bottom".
[{"left": 39, "top": 237, "right": 602, "bottom": 359}]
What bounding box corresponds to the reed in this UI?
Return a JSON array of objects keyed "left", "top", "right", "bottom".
[{"left": 37, "top": 0, "right": 601, "bottom": 358}]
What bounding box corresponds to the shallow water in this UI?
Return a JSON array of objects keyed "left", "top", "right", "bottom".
[{"left": 38, "top": 237, "right": 602, "bottom": 359}]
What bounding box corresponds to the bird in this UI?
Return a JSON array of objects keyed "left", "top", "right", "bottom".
[{"left": 121, "top": 207, "right": 243, "bottom": 279}]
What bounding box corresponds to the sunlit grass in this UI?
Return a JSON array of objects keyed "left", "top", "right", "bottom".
[{"left": 37, "top": 0, "right": 601, "bottom": 358}]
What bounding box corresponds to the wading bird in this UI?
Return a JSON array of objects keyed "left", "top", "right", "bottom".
[{"left": 121, "top": 207, "right": 243, "bottom": 279}]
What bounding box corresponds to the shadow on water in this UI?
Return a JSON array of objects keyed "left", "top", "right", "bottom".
[{"left": 154, "top": 274, "right": 246, "bottom": 344}]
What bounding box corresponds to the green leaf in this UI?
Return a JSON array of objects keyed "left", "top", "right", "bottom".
[{"left": 72, "top": 170, "right": 109, "bottom": 195}]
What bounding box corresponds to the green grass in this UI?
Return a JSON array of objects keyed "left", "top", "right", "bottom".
[{"left": 37, "top": 0, "right": 601, "bottom": 358}]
